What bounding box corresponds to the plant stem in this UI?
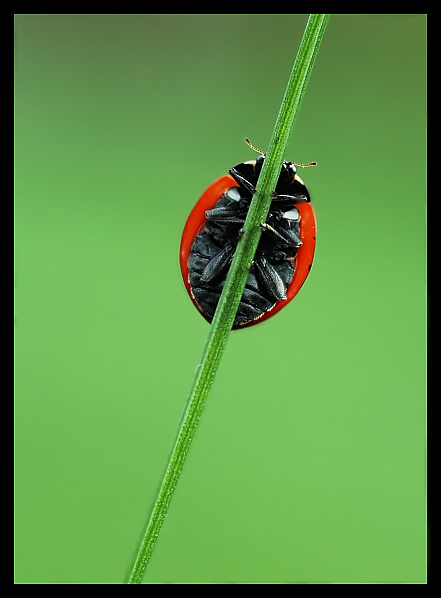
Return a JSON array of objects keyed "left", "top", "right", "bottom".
[{"left": 124, "top": 13, "right": 330, "bottom": 584}]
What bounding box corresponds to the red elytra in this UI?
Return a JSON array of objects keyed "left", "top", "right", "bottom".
[{"left": 180, "top": 174, "right": 316, "bottom": 329}]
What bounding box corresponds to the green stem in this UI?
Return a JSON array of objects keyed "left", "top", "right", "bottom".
[{"left": 124, "top": 13, "right": 330, "bottom": 584}]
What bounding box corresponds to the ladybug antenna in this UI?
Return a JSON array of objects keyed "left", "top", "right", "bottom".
[
  {"left": 291, "top": 160, "right": 317, "bottom": 168},
  {"left": 246, "top": 138, "right": 316, "bottom": 168},
  {"left": 245, "top": 138, "right": 317, "bottom": 168},
  {"left": 245, "top": 138, "right": 266, "bottom": 155}
]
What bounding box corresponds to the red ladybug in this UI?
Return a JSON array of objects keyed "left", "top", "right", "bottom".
[{"left": 180, "top": 140, "right": 316, "bottom": 329}]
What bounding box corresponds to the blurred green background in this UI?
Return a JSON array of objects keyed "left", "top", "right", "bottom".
[{"left": 15, "top": 15, "right": 426, "bottom": 584}]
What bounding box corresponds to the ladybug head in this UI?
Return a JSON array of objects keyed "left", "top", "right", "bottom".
[
  {"left": 279, "top": 160, "right": 297, "bottom": 185},
  {"left": 254, "top": 155, "right": 297, "bottom": 184},
  {"left": 255, "top": 154, "right": 265, "bottom": 172},
  {"left": 247, "top": 138, "right": 315, "bottom": 180}
]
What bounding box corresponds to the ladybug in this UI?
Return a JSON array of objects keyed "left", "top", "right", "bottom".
[{"left": 180, "top": 139, "right": 316, "bottom": 329}]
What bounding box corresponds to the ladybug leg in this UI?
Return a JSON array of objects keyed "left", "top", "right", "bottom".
[
  {"left": 228, "top": 167, "right": 256, "bottom": 195},
  {"left": 260, "top": 222, "right": 302, "bottom": 247},
  {"left": 200, "top": 242, "right": 235, "bottom": 283},
  {"left": 271, "top": 192, "right": 309, "bottom": 203},
  {"left": 254, "top": 255, "right": 287, "bottom": 301},
  {"left": 205, "top": 206, "right": 245, "bottom": 225}
]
